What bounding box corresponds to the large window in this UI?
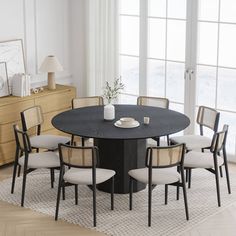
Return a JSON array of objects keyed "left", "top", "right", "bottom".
[
  {"left": 196, "top": 0, "right": 236, "bottom": 154},
  {"left": 118, "top": 0, "right": 236, "bottom": 158}
]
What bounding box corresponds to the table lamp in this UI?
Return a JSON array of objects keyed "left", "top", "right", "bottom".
[{"left": 39, "top": 55, "right": 63, "bottom": 90}]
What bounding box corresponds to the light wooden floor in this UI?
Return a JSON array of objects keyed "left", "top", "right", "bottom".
[{"left": 1, "top": 164, "right": 236, "bottom": 236}]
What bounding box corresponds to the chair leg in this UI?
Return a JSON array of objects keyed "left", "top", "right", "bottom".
[
  {"left": 62, "top": 184, "right": 65, "bottom": 200},
  {"left": 213, "top": 156, "right": 221, "bottom": 207},
  {"left": 17, "top": 165, "right": 21, "bottom": 177},
  {"left": 21, "top": 168, "right": 27, "bottom": 207},
  {"left": 219, "top": 166, "right": 223, "bottom": 178},
  {"left": 129, "top": 176, "right": 133, "bottom": 210},
  {"left": 176, "top": 186, "right": 180, "bottom": 200},
  {"left": 11, "top": 162, "right": 18, "bottom": 194},
  {"left": 156, "top": 137, "right": 160, "bottom": 146},
  {"left": 82, "top": 137, "right": 85, "bottom": 147},
  {"left": 92, "top": 183, "right": 96, "bottom": 227},
  {"left": 148, "top": 182, "right": 152, "bottom": 227},
  {"left": 188, "top": 169, "right": 192, "bottom": 189},
  {"left": 223, "top": 148, "right": 231, "bottom": 194},
  {"left": 55, "top": 169, "right": 63, "bottom": 221},
  {"left": 71, "top": 135, "right": 74, "bottom": 146},
  {"left": 166, "top": 135, "right": 170, "bottom": 146},
  {"left": 111, "top": 176, "right": 114, "bottom": 210},
  {"left": 50, "top": 169, "right": 54, "bottom": 189},
  {"left": 185, "top": 169, "right": 189, "bottom": 183},
  {"left": 164, "top": 184, "right": 168, "bottom": 205},
  {"left": 75, "top": 185, "right": 78, "bottom": 205},
  {"left": 180, "top": 167, "right": 189, "bottom": 220},
  {"left": 17, "top": 150, "right": 23, "bottom": 177},
  {"left": 176, "top": 166, "right": 180, "bottom": 200}
]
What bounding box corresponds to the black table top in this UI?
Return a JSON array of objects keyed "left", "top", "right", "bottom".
[{"left": 52, "top": 105, "right": 190, "bottom": 140}]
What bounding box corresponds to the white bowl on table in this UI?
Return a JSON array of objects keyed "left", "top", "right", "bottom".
[
  {"left": 114, "top": 117, "right": 140, "bottom": 128},
  {"left": 119, "top": 117, "right": 135, "bottom": 126}
]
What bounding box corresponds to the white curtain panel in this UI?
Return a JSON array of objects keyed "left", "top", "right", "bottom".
[{"left": 86, "top": 0, "right": 119, "bottom": 96}]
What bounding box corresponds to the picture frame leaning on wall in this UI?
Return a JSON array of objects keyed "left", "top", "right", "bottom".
[
  {"left": 0, "top": 62, "right": 10, "bottom": 97},
  {"left": 0, "top": 39, "right": 26, "bottom": 93}
]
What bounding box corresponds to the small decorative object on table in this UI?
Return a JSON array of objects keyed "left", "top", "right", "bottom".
[
  {"left": 143, "top": 116, "right": 150, "bottom": 125},
  {"left": 103, "top": 76, "right": 124, "bottom": 120}
]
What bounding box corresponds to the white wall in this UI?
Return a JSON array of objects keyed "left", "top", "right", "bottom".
[
  {"left": 69, "top": 0, "right": 87, "bottom": 96},
  {"left": 0, "top": 0, "right": 73, "bottom": 87}
]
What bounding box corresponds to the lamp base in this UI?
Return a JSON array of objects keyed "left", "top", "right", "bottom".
[{"left": 48, "top": 72, "right": 56, "bottom": 90}]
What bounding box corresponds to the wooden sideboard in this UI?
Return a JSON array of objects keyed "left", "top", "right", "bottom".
[{"left": 0, "top": 84, "right": 76, "bottom": 166}]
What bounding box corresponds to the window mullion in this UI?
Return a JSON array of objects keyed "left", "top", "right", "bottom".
[{"left": 139, "top": 0, "right": 148, "bottom": 96}]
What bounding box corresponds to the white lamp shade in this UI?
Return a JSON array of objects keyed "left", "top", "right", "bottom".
[{"left": 39, "top": 55, "right": 63, "bottom": 72}]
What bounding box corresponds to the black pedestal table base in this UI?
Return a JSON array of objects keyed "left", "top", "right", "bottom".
[{"left": 94, "top": 138, "right": 146, "bottom": 194}]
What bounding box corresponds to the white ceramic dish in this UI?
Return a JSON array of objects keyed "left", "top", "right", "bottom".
[
  {"left": 119, "top": 117, "right": 135, "bottom": 126},
  {"left": 114, "top": 120, "right": 140, "bottom": 128}
]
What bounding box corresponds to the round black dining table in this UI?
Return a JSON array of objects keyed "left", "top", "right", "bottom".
[{"left": 52, "top": 105, "right": 190, "bottom": 194}]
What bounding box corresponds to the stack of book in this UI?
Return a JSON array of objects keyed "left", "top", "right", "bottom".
[{"left": 12, "top": 74, "right": 31, "bottom": 97}]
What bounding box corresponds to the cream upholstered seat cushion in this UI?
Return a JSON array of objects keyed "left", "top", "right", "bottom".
[
  {"left": 170, "top": 135, "right": 212, "bottom": 150},
  {"left": 184, "top": 151, "right": 224, "bottom": 169},
  {"left": 128, "top": 167, "right": 180, "bottom": 185},
  {"left": 63, "top": 168, "right": 116, "bottom": 185},
  {"left": 30, "top": 135, "right": 70, "bottom": 150},
  {"left": 18, "top": 152, "right": 60, "bottom": 169}
]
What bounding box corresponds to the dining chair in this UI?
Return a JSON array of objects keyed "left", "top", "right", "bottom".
[
  {"left": 170, "top": 106, "right": 220, "bottom": 151},
  {"left": 20, "top": 105, "right": 70, "bottom": 183},
  {"left": 128, "top": 143, "right": 189, "bottom": 227},
  {"left": 55, "top": 143, "right": 115, "bottom": 227},
  {"left": 181, "top": 125, "right": 231, "bottom": 207},
  {"left": 170, "top": 106, "right": 221, "bottom": 182},
  {"left": 71, "top": 96, "right": 104, "bottom": 146},
  {"left": 21, "top": 105, "right": 71, "bottom": 151},
  {"left": 137, "top": 96, "right": 170, "bottom": 145},
  {"left": 11, "top": 125, "right": 60, "bottom": 207}
]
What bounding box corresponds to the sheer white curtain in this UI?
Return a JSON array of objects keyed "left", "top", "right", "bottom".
[{"left": 86, "top": 0, "right": 119, "bottom": 97}]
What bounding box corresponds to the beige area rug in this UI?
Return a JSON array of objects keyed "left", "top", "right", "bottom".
[{"left": 0, "top": 169, "right": 236, "bottom": 236}]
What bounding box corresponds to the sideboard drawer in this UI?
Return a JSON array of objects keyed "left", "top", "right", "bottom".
[
  {"left": 0, "top": 100, "right": 34, "bottom": 124},
  {"left": 0, "top": 122, "right": 21, "bottom": 143},
  {"left": 35, "top": 89, "right": 74, "bottom": 113},
  {"left": 0, "top": 141, "right": 16, "bottom": 166}
]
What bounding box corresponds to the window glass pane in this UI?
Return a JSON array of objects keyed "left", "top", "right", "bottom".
[
  {"left": 168, "top": 0, "right": 186, "bottom": 19},
  {"left": 147, "top": 59, "right": 165, "bottom": 97},
  {"left": 196, "top": 65, "right": 216, "bottom": 107},
  {"left": 120, "top": 16, "right": 139, "bottom": 56},
  {"left": 148, "top": 18, "right": 166, "bottom": 59},
  {"left": 198, "top": 22, "right": 218, "bottom": 65},
  {"left": 198, "top": 0, "right": 219, "bottom": 22},
  {"left": 166, "top": 62, "right": 185, "bottom": 103},
  {"left": 219, "top": 111, "right": 236, "bottom": 155},
  {"left": 217, "top": 68, "right": 236, "bottom": 112},
  {"left": 148, "top": 0, "right": 166, "bottom": 18},
  {"left": 220, "top": 0, "right": 236, "bottom": 23},
  {"left": 120, "top": 56, "right": 139, "bottom": 95},
  {"left": 119, "top": 94, "right": 137, "bottom": 104},
  {"left": 167, "top": 19, "right": 186, "bottom": 61},
  {"left": 120, "top": 0, "right": 140, "bottom": 15},
  {"left": 169, "top": 102, "right": 184, "bottom": 113},
  {"left": 219, "top": 24, "right": 236, "bottom": 68}
]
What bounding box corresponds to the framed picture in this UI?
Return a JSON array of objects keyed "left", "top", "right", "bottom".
[
  {"left": 0, "top": 39, "right": 26, "bottom": 90},
  {"left": 0, "top": 62, "right": 10, "bottom": 97}
]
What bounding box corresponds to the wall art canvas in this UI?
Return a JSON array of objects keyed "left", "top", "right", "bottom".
[
  {"left": 0, "top": 39, "right": 26, "bottom": 90},
  {"left": 0, "top": 62, "right": 10, "bottom": 97}
]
